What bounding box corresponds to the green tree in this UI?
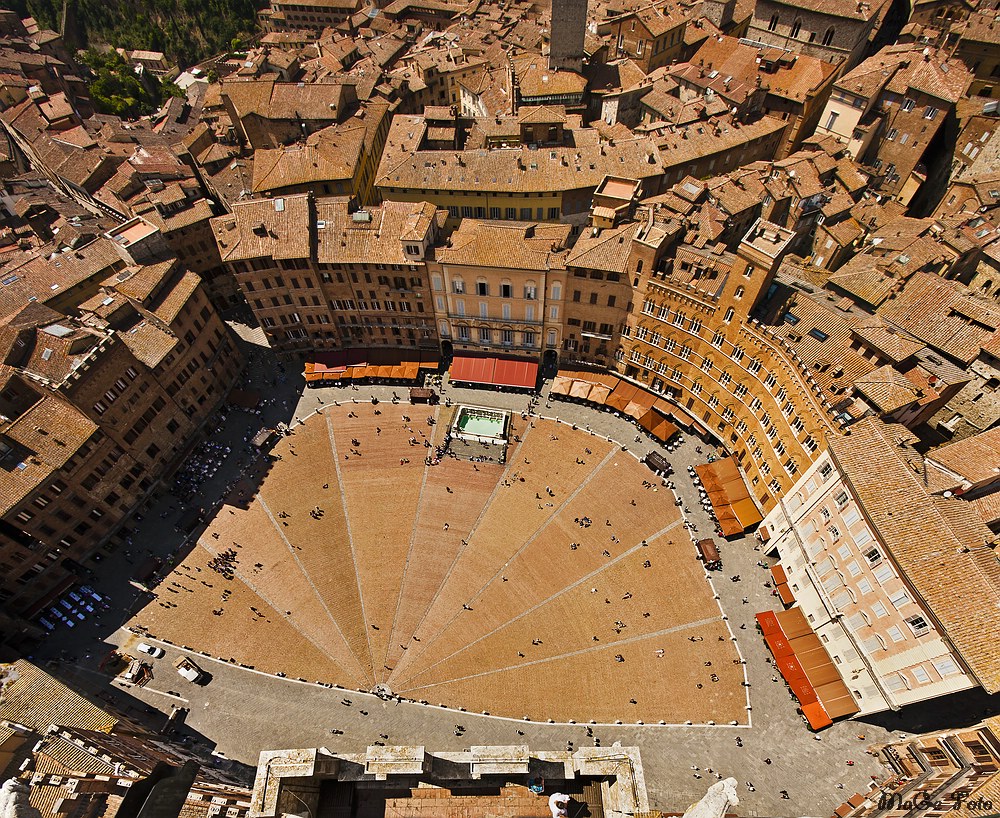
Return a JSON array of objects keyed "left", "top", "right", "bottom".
[{"left": 80, "top": 48, "right": 164, "bottom": 118}]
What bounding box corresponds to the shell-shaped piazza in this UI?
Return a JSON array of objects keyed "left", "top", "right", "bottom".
[{"left": 133, "top": 403, "right": 745, "bottom": 724}]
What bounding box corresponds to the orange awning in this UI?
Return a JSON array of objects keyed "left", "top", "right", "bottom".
[
  {"left": 777, "top": 584, "right": 795, "bottom": 605},
  {"left": 694, "top": 458, "right": 762, "bottom": 536},
  {"left": 638, "top": 409, "right": 660, "bottom": 433},
  {"left": 771, "top": 565, "right": 788, "bottom": 584},
  {"left": 624, "top": 400, "right": 648, "bottom": 420},
  {"left": 802, "top": 701, "right": 833, "bottom": 731},
  {"left": 652, "top": 418, "right": 679, "bottom": 443},
  {"left": 569, "top": 380, "right": 594, "bottom": 400},
  {"left": 756, "top": 608, "right": 859, "bottom": 729},
  {"left": 606, "top": 382, "right": 638, "bottom": 412},
  {"left": 588, "top": 383, "right": 613, "bottom": 404},
  {"left": 551, "top": 376, "right": 575, "bottom": 396},
  {"left": 403, "top": 362, "right": 420, "bottom": 380}
]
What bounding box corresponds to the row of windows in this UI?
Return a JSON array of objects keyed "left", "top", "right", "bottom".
[
  {"left": 451, "top": 280, "right": 538, "bottom": 299},
  {"left": 448, "top": 326, "right": 537, "bottom": 346},
  {"left": 445, "top": 205, "right": 562, "bottom": 220}
]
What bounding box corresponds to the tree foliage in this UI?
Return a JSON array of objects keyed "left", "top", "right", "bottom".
[
  {"left": 11, "top": 0, "right": 258, "bottom": 66},
  {"left": 80, "top": 48, "right": 163, "bottom": 118}
]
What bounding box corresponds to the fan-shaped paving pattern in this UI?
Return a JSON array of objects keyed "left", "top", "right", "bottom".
[{"left": 132, "top": 403, "right": 744, "bottom": 724}]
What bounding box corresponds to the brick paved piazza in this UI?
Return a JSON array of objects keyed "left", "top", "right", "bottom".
[{"left": 130, "top": 402, "right": 746, "bottom": 726}]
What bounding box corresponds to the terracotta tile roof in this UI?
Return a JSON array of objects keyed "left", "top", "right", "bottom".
[
  {"left": 853, "top": 364, "right": 923, "bottom": 413},
  {"left": 36, "top": 733, "right": 120, "bottom": 775},
  {"left": 377, "top": 116, "right": 664, "bottom": 195},
  {"left": 0, "top": 237, "right": 123, "bottom": 321},
  {"left": 565, "top": 221, "right": 639, "bottom": 272},
  {"left": 880, "top": 45, "right": 971, "bottom": 104},
  {"left": 0, "top": 393, "right": 98, "bottom": 514},
  {"left": 828, "top": 256, "right": 900, "bottom": 307},
  {"left": 851, "top": 321, "right": 924, "bottom": 362},
  {"left": 878, "top": 273, "right": 996, "bottom": 365},
  {"left": 0, "top": 660, "right": 117, "bottom": 733},
  {"left": 111, "top": 258, "right": 177, "bottom": 305},
  {"left": 926, "top": 426, "right": 1000, "bottom": 488},
  {"left": 646, "top": 113, "right": 788, "bottom": 169},
  {"left": 958, "top": 10, "right": 1000, "bottom": 46},
  {"left": 971, "top": 492, "right": 1000, "bottom": 526},
  {"left": 512, "top": 58, "right": 587, "bottom": 98},
  {"left": 316, "top": 199, "right": 438, "bottom": 264},
  {"left": 222, "top": 78, "right": 355, "bottom": 122},
  {"left": 517, "top": 105, "right": 567, "bottom": 124},
  {"left": 683, "top": 35, "right": 837, "bottom": 104},
  {"left": 773, "top": 291, "right": 876, "bottom": 397},
  {"left": 823, "top": 216, "right": 864, "bottom": 247},
  {"left": 829, "top": 419, "right": 1000, "bottom": 694},
  {"left": 20, "top": 323, "right": 99, "bottom": 384},
  {"left": 251, "top": 122, "right": 368, "bottom": 194},
  {"left": 151, "top": 270, "right": 201, "bottom": 325},
  {"left": 119, "top": 319, "right": 178, "bottom": 368},
  {"left": 438, "top": 220, "right": 570, "bottom": 270},
  {"left": 608, "top": 0, "right": 686, "bottom": 36},
  {"left": 212, "top": 194, "right": 313, "bottom": 262}
]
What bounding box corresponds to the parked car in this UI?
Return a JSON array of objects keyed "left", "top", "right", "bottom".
[
  {"left": 175, "top": 656, "right": 207, "bottom": 684},
  {"left": 136, "top": 642, "right": 165, "bottom": 658}
]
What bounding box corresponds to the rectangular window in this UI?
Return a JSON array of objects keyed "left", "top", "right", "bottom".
[
  {"left": 933, "top": 657, "right": 959, "bottom": 676},
  {"left": 887, "top": 625, "right": 906, "bottom": 642},
  {"left": 912, "top": 666, "right": 931, "bottom": 684},
  {"left": 906, "top": 615, "right": 930, "bottom": 636},
  {"left": 874, "top": 563, "right": 894, "bottom": 584}
]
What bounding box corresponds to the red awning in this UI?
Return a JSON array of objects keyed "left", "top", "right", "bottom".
[
  {"left": 451, "top": 356, "right": 538, "bottom": 389},
  {"left": 493, "top": 358, "right": 538, "bottom": 389},
  {"left": 755, "top": 610, "right": 782, "bottom": 637},
  {"left": 451, "top": 356, "right": 496, "bottom": 385}
]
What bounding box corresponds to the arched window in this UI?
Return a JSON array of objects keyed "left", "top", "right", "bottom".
[
  {"left": 551, "top": 282, "right": 562, "bottom": 300},
  {"left": 439, "top": 320, "right": 451, "bottom": 336},
  {"left": 452, "top": 276, "right": 465, "bottom": 294},
  {"left": 790, "top": 18, "right": 802, "bottom": 38},
  {"left": 822, "top": 27, "right": 835, "bottom": 46},
  {"left": 734, "top": 286, "right": 745, "bottom": 300},
  {"left": 768, "top": 13, "right": 779, "bottom": 30}
]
